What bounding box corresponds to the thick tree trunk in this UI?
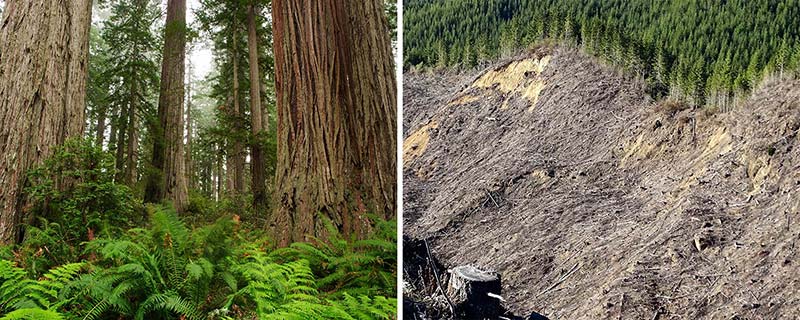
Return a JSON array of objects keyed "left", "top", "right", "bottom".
[
  {"left": 271, "top": 0, "right": 397, "bottom": 245},
  {"left": 0, "top": 0, "right": 93, "bottom": 244},
  {"left": 145, "top": 0, "right": 188, "bottom": 210},
  {"left": 247, "top": 3, "right": 266, "bottom": 211}
]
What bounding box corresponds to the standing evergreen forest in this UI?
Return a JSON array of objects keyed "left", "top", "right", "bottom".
[
  {"left": 405, "top": 0, "right": 800, "bottom": 108},
  {"left": 0, "top": 0, "right": 397, "bottom": 319}
]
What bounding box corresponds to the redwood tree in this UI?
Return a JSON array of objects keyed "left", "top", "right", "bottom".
[
  {"left": 247, "top": 2, "right": 267, "bottom": 211},
  {"left": 145, "top": 0, "right": 189, "bottom": 211},
  {"left": 0, "top": 0, "right": 93, "bottom": 244},
  {"left": 271, "top": 0, "right": 397, "bottom": 245}
]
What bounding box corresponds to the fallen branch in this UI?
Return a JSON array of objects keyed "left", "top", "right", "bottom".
[
  {"left": 540, "top": 263, "right": 581, "bottom": 296},
  {"left": 425, "top": 239, "right": 455, "bottom": 315},
  {"left": 488, "top": 191, "right": 500, "bottom": 208}
]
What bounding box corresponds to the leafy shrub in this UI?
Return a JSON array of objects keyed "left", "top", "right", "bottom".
[
  {"left": 184, "top": 191, "right": 216, "bottom": 221},
  {"left": 25, "top": 138, "right": 142, "bottom": 243},
  {"left": 12, "top": 220, "right": 80, "bottom": 275},
  {"left": 0, "top": 260, "right": 86, "bottom": 319},
  {"left": 12, "top": 139, "right": 141, "bottom": 273}
]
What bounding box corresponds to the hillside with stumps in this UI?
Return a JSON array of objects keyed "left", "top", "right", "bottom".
[{"left": 403, "top": 45, "right": 800, "bottom": 319}]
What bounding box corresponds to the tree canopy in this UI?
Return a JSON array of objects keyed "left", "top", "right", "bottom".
[{"left": 405, "top": 0, "right": 800, "bottom": 105}]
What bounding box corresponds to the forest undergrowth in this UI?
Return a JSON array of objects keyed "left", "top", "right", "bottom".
[{"left": 0, "top": 140, "right": 397, "bottom": 320}]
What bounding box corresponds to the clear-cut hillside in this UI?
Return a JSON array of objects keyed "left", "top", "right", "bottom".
[{"left": 403, "top": 46, "right": 800, "bottom": 319}]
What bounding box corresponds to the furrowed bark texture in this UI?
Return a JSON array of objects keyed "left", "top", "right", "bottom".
[
  {"left": 247, "top": 3, "right": 266, "bottom": 211},
  {"left": 145, "top": 0, "right": 188, "bottom": 211},
  {"left": 272, "top": 0, "right": 397, "bottom": 245},
  {"left": 0, "top": 0, "right": 93, "bottom": 244}
]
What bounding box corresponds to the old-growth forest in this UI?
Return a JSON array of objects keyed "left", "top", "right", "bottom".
[
  {"left": 405, "top": 0, "right": 800, "bottom": 107},
  {"left": 0, "top": 0, "right": 397, "bottom": 319}
]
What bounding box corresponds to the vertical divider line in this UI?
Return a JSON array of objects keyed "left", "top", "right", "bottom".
[{"left": 396, "top": 0, "right": 404, "bottom": 318}]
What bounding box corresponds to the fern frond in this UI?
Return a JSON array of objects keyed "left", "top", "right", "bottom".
[
  {"left": 44, "top": 262, "right": 86, "bottom": 309},
  {"left": 81, "top": 299, "right": 110, "bottom": 320},
  {"left": 352, "top": 239, "right": 395, "bottom": 252},
  {"left": 134, "top": 293, "right": 202, "bottom": 320},
  {"left": 185, "top": 258, "right": 213, "bottom": 281},
  {"left": 220, "top": 272, "right": 238, "bottom": 292},
  {"left": 0, "top": 308, "right": 64, "bottom": 320},
  {"left": 328, "top": 294, "right": 396, "bottom": 320},
  {"left": 258, "top": 301, "right": 334, "bottom": 320},
  {"left": 0, "top": 260, "right": 28, "bottom": 309},
  {"left": 91, "top": 239, "right": 147, "bottom": 261},
  {"left": 150, "top": 206, "right": 190, "bottom": 252},
  {"left": 43, "top": 262, "right": 85, "bottom": 286}
]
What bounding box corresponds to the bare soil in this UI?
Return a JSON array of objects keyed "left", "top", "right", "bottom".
[{"left": 403, "top": 46, "right": 800, "bottom": 319}]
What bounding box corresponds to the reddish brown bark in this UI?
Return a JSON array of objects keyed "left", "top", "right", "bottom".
[
  {"left": 0, "top": 0, "right": 93, "bottom": 244},
  {"left": 145, "top": 0, "right": 188, "bottom": 211},
  {"left": 271, "top": 0, "right": 397, "bottom": 245},
  {"left": 247, "top": 3, "right": 266, "bottom": 211}
]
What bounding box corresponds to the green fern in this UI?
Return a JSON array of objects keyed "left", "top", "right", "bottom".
[
  {"left": 76, "top": 206, "right": 217, "bottom": 320},
  {"left": 275, "top": 214, "right": 397, "bottom": 298},
  {"left": 0, "top": 260, "right": 28, "bottom": 311},
  {"left": 134, "top": 293, "right": 203, "bottom": 320},
  {"left": 328, "top": 294, "right": 397, "bottom": 320},
  {"left": 0, "top": 308, "right": 64, "bottom": 320},
  {"left": 0, "top": 260, "right": 85, "bottom": 319},
  {"left": 1, "top": 205, "right": 398, "bottom": 320},
  {"left": 229, "top": 244, "right": 397, "bottom": 319}
]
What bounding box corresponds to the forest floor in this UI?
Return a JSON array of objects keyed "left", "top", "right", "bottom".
[{"left": 403, "top": 46, "right": 800, "bottom": 319}]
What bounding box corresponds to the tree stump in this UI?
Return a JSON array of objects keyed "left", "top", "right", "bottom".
[{"left": 448, "top": 265, "right": 502, "bottom": 319}]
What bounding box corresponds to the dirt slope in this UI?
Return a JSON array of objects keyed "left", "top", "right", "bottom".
[{"left": 403, "top": 46, "right": 800, "bottom": 319}]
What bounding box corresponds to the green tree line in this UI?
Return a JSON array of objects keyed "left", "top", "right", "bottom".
[{"left": 405, "top": 0, "right": 800, "bottom": 106}]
